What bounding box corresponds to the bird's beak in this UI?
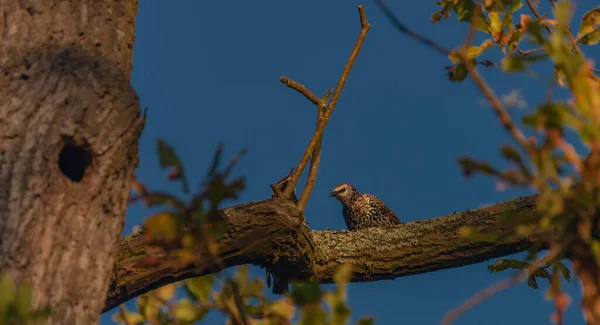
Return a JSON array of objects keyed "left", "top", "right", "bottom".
[{"left": 328, "top": 191, "right": 336, "bottom": 198}]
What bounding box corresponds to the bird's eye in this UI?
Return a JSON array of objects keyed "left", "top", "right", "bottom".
[{"left": 340, "top": 188, "right": 346, "bottom": 193}]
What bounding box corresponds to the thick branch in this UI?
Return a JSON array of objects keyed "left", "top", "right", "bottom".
[{"left": 104, "top": 195, "right": 545, "bottom": 312}]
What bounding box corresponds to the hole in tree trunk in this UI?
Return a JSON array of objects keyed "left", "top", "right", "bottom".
[{"left": 58, "top": 138, "right": 92, "bottom": 182}]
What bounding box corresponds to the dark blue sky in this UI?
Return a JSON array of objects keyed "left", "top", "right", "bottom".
[{"left": 101, "top": 1, "right": 596, "bottom": 324}]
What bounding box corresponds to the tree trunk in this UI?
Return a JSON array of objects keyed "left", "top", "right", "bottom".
[{"left": 0, "top": 1, "right": 141, "bottom": 324}]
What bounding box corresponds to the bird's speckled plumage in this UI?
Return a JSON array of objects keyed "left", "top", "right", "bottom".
[
  {"left": 270, "top": 171, "right": 298, "bottom": 204},
  {"left": 329, "top": 183, "right": 400, "bottom": 230},
  {"left": 266, "top": 169, "right": 297, "bottom": 295}
]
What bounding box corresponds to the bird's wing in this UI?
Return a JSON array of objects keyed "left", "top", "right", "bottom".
[{"left": 364, "top": 194, "right": 401, "bottom": 224}]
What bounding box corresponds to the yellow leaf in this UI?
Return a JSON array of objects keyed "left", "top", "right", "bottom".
[
  {"left": 173, "top": 299, "right": 198, "bottom": 322},
  {"left": 153, "top": 283, "right": 177, "bottom": 303},
  {"left": 268, "top": 299, "right": 296, "bottom": 319},
  {"left": 113, "top": 310, "right": 145, "bottom": 325},
  {"left": 143, "top": 212, "right": 179, "bottom": 242},
  {"left": 333, "top": 263, "right": 353, "bottom": 285},
  {"left": 554, "top": 65, "right": 566, "bottom": 87},
  {"left": 448, "top": 39, "right": 494, "bottom": 63},
  {"left": 577, "top": 6, "right": 600, "bottom": 39},
  {"left": 489, "top": 11, "right": 502, "bottom": 34}
]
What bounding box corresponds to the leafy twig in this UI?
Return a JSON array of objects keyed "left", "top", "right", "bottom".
[
  {"left": 517, "top": 47, "right": 546, "bottom": 56},
  {"left": 526, "top": 0, "right": 580, "bottom": 54},
  {"left": 550, "top": 0, "right": 580, "bottom": 54},
  {"left": 440, "top": 246, "right": 563, "bottom": 325},
  {"left": 525, "top": 0, "right": 553, "bottom": 34}
]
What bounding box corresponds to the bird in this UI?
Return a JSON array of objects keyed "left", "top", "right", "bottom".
[
  {"left": 329, "top": 183, "right": 400, "bottom": 230},
  {"left": 265, "top": 168, "right": 297, "bottom": 295},
  {"left": 271, "top": 168, "right": 298, "bottom": 204}
]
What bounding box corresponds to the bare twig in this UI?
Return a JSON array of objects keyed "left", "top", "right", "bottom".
[
  {"left": 270, "top": 183, "right": 284, "bottom": 198},
  {"left": 326, "top": 6, "right": 370, "bottom": 118},
  {"left": 374, "top": 0, "right": 450, "bottom": 55},
  {"left": 525, "top": 0, "right": 553, "bottom": 34},
  {"left": 517, "top": 47, "right": 546, "bottom": 56},
  {"left": 280, "top": 76, "right": 320, "bottom": 105},
  {"left": 281, "top": 5, "right": 371, "bottom": 210},
  {"left": 374, "top": 0, "right": 498, "bottom": 69},
  {"left": 231, "top": 281, "right": 250, "bottom": 325},
  {"left": 459, "top": 51, "right": 535, "bottom": 157},
  {"left": 440, "top": 246, "right": 562, "bottom": 325},
  {"left": 297, "top": 91, "right": 333, "bottom": 211},
  {"left": 526, "top": 0, "right": 580, "bottom": 55},
  {"left": 550, "top": 265, "right": 565, "bottom": 325}
]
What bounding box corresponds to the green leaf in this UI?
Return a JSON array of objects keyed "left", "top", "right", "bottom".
[
  {"left": 235, "top": 265, "right": 250, "bottom": 284},
  {"left": 290, "top": 283, "right": 322, "bottom": 306},
  {"left": 458, "top": 157, "right": 501, "bottom": 178},
  {"left": 136, "top": 295, "right": 159, "bottom": 321},
  {"left": 502, "top": 55, "right": 527, "bottom": 72},
  {"left": 143, "top": 212, "right": 180, "bottom": 243},
  {"left": 555, "top": 262, "right": 571, "bottom": 282},
  {"left": 113, "top": 310, "right": 145, "bottom": 325},
  {"left": 185, "top": 275, "right": 215, "bottom": 303},
  {"left": 446, "top": 64, "right": 469, "bottom": 82},
  {"left": 576, "top": 6, "right": 600, "bottom": 39},
  {"left": 157, "top": 139, "right": 189, "bottom": 193},
  {"left": 0, "top": 273, "right": 15, "bottom": 309},
  {"left": 153, "top": 283, "right": 177, "bottom": 303},
  {"left": 299, "top": 304, "right": 327, "bottom": 325},
  {"left": 268, "top": 300, "right": 296, "bottom": 320},
  {"left": 489, "top": 11, "right": 502, "bottom": 34},
  {"left": 501, "top": 53, "right": 547, "bottom": 72},
  {"left": 330, "top": 302, "right": 351, "bottom": 325},
  {"left": 502, "top": 0, "right": 523, "bottom": 27},
  {"left": 522, "top": 102, "right": 570, "bottom": 130},
  {"left": 577, "top": 29, "right": 600, "bottom": 45},
  {"left": 173, "top": 299, "right": 199, "bottom": 322},
  {"left": 554, "top": 0, "right": 573, "bottom": 30},
  {"left": 455, "top": 0, "right": 476, "bottom": 22},
  {"left": 14, "top": 281, "right": 32, "bottom": 318},
  {"left": 448, "top": 40, "right": 494, "bottom": 63},
  {"left": 333, "top": 263, "right": 353, "bottom": 286},
  {"left": 488, "top": 259, "right": 530, "bottom": 273},
  {"left": 501, "top": 145, "right": 523, "bottom": 163},
  {"left": 526, "top": 21, "right": 546, "bottom": 44}
]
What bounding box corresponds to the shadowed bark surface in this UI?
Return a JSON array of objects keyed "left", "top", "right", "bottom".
[
  {"left": 105, "top": 194, "right": 546, "bottom": 312},
  {"left": 0, "top": 1, "right": 142, "bottom": 324}
]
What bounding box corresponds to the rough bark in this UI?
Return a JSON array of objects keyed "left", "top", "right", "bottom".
[
  {"left": 104, "top": 194, "right": 548, "bottom": 312},
  {"left": 0, "top": 0, "right": 141, "bottom": 324}
]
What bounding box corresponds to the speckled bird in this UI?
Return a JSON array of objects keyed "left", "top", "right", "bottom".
[
  {"left": 270, "top": 169, "right": 298, "bottom": 204},
  {"left": 329, "top": 183, "right": 400, "bottom": 230},
  {"left": 266, "top": 169, "right": 297, "bottom": 295}
]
